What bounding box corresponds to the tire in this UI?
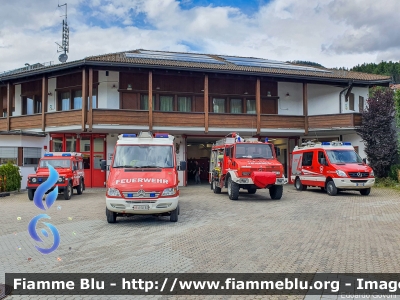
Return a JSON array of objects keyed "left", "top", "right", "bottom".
[
  {"left": 269, "top": 185, "right": 283, "bottom": 200},
  {"left": 76, "top": 179, "right": 83, "bottom": 195},
  {"left": 320, "top": 187, "right": 326, "bottom": 192},
  {"left": 360, "top": 188, "right": 371, "bottom": 196},
  {"left": 213, "top": 180, "right": 221, "bottom": 194},
  {"left": 106, "top": 207, "right": 116, "bottom": 223},
  {"left": 248, "top": 188, "right": 257, "bottom": 194},
  {"left": 28, "top": 189, "right": 35, "bottom": 201},
  {"left": 326, "top": 180, "right": 337, "bottom": 196},
  {"left": 170, "top": 205, "right": 179, "bottom": 222},
  {"left": 295, "top": 177, "right": 307, "bottom": 191},
  {"left": 227, "top": 177, "right": 239, "bottom": 200},
  {"left": 64, "top": 182, "right": 72, "bottom": 200}
]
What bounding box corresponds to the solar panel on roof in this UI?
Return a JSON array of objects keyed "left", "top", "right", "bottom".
[
  {"left": 125, "top": 51, "right": 226, "bottom": 65},
  {"left": 219, "top": 56, "right": 331, "bottom": 73}
]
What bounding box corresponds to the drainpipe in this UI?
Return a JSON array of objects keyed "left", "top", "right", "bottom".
[{"left": 339, "top": 81, "right": 353, "bottom": 113}]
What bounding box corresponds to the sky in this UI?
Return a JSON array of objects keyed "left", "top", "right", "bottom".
[{"left": 0, "top": 0, "right": 399, "bottom": 73}]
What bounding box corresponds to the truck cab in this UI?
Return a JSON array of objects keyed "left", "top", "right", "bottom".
[
  {"left": 291, "top": 141, "right": 375, "bottom": 196},
  {"left": 26, "top": 152, "right": 85, "bottom": 200},
  {"left": 209, "top": 133, "right": 287, "bottom": 200},
  {"left": 102, "top": 132, "right": 186, "bottom": 223}
]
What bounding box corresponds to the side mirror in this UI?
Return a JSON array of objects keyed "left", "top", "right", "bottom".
[
  {"left": 321, "top": 158, "right": 327, "bottom": 166},
  {"left": 179, "top": 161, "right": 186, "bottom": 171},
  {"left": 34, "top": 167, "right": 37, "bottom": 172},
  {"left": 100, "top": 160, "right": 107, "bottom": 171},
  {"left": 73, "top": 165, "right": 77, "bottom": 171}
]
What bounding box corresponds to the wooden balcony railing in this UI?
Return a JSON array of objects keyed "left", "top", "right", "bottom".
[
  {"left": 260, "top": 115, "right": 305, "bottom": 129},
  {"left": 45, "top": 110, "right": 82, "bottom": 127},
  {"left": 92, "top": 109, "right": 149, "bottom": 126},
  {"left": 0, "top": 118, "right": 7, "bottom": 131},
  {"left": 308, "top": 113, "right": 362, "bottom": 129},
  {"left": 10, "top": 114, "right": 42, "bottom": 130},
  {"left": 153, "top": 112, "right": 204, "bottom": 127},
  {"left": 209, "top": 113, "right": 257, "bottom": 128}
]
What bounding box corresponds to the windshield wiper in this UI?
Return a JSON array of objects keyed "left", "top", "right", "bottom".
[
  {"left": 113, "top": 165, "right": 135, "bottom": 168},
  {"left": 136, "top": 165, "right": 162, "bottom": 168},
  {"left": 54, "top": 166, "right": 65, "bottom": 168},
  {"left": 236, "top": 156, "right": 251, "bottom": 158}
]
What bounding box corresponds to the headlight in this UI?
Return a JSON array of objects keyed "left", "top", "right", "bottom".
[
  {"left": 336, "top": 170, "right": 347, "bottom": 177},
  {"left": 370, "top": 170, "right": 374, "bottom": 177},
  {"left": 107, "top": 188, "right": 121, "bottom": 197},
  {"left": 31, "top": 177, "right": 37, "bottom": 183},
  {"left": 273, "top": 171, "right": 280, "bottom": 175},
  {"left": 58, "top": 176, "right": 65, "bottom": 183},
  {"left": 162, "top": 188, "right": 177, "bottom": 196},
  {"left": 238, "top": 178, "right": 249, "bottom": 183}
]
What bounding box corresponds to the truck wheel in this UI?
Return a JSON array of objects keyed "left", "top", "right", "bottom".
[
  {"left": 360, "top": 188, "right": 371, "bottom": 196},
  {"left": 269, "top": 185, "right": 283, "bottom": 200},
  {"left": 248, "top": 188, "right": 257, "bottom": 194},
  {"left": 295, "top": 177, "right": 307, "bottom": 191},
  {"left": 64, "top": 182, "right": 72, "bottom": 200},
  {"left": 28, "top": 189, "right": 35, "bottom": 201},
  {"left": 76, "top": 179, "right": 84, "bottom": 195},
  {"left": 106, "top": 207, "right": 116, "bottom": 223},
  {"left": 170, "top": 205, "right": 179, "bottom": 222},
  {"left": 227, "top": 177, "right": 239, "bottom": 200},
  {"left": 326, "top": 180, "right": 337, "bottom": 196},
  {"left": 213, "top": 180, "right": 221, "bottom": 194}
]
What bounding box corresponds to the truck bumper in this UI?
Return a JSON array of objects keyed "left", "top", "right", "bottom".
[
  {"left": 106, "top": 196, "right": 179, "bottom": 215},
  {"left": 333, "top": 178, "right": 375, "bottom": 189}
]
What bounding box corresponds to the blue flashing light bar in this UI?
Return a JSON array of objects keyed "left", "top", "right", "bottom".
[
  {"left": 265, "top": 137, "right": 269, "bottom": 142},
  {"left": 44, "top": 153, "right": 53, "bottom": 156},
  {"left": 321, "top": 142, "right": 331, "bottom": 145},
  {"left": 343, "top": 142, "right": 352, "bottom": 145},
  {"left": 122, "top": 134, "right": 137, "bottom": 138},
  {"left": 155, "top": 133, "right": 169, "bottom": 138},
  {"left": 62, "top": 153, "right": 71, "bottom": 156}
]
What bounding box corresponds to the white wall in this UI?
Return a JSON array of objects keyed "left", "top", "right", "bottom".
[
  {"left": 14, "top": 84, "right": 22, "bottom": 116},
  {"left": 47, "top": 78, "right": 57, "bottom": 112},
  {"left": 98, "top": 71, "right": 119, "bottom": 109},
  {"left": 308, "top": 84, "right": 342, "bottom": 115},
  {"left": 0, "top": 135, "right": 49, "bottom": 189},
  {"left": 341, "top": 86, "right": 369, "bottom": 113},
  {"left": 277, "top": 82, "right": 303, "bottom": 115}
]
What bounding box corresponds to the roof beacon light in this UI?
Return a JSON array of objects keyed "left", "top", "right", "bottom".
[
  {"left": 62, "top": 153, "right": 72, "bottom": 156},
  {"left": 265, "top": 137, "right": 269, "bottom": 143},
  {"left": 44, "top": 153, "right": 53, "bottom": 157},
  {"left": 343, "top": 142, "right": 352, "bottom": 146},
  {"left": 155, "top": 133, "right": 169, "bottom": 138},
  {"left": 321, "top": 142, "right": 331, "bottom": 145},
  {"left": 122, "top": 134, "right": 137, "bottom": 138}
]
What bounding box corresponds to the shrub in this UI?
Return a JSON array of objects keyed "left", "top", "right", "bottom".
[
  {"left": 389, "top": 164, "right": 400, "bottom": 182},
  {"left": 0, "top": 162, "right": 22, "bottom": 192}
]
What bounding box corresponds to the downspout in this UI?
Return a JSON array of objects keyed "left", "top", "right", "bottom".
[{"left": 339, "top": 81, "right": 353, "bottom": 113}]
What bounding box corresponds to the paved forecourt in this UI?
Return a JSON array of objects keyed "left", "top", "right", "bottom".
[{"left": 1, "top": 184, "right": 400, "bottom": 300}]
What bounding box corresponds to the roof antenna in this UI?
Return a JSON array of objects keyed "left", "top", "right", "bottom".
[
  {"left": 314, "top": 130, "right": 319, "bottom": 142},
  {"left": 56, "top": 3, "right": 69, "bottom": 63}
]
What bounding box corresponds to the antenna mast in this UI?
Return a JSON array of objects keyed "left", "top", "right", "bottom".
[{"left": 56, "top": 3, "right": 69, "bottom": 63}]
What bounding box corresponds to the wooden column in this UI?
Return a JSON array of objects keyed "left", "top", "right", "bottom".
[
  {"left": 88, "top": 68, "right": 93, "bottom": 131},
  {"left": 149, "top": 71, "right": 153, "bottom": 131},
  {"left": 303, "top": 83, "right": 308, "bottom": 135},
  {"left": 6, "top": 83, "right": 12, "bottom": 131},
  {"left": 256, "top": 78, "right": 261, "bottom": 134},
  {"left": 81, "top": 68, "right": 87, "bottom": 131},
  {"left": 41, "top": 75, "right": 48, "bottom": 132},
  {"left": 204, "top": 74, "right": 209, "bottom": 133}
]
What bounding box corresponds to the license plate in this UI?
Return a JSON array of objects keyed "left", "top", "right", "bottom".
[
  {"left": 356, "top": 183, "right": 365, "bottom": 186},
  {"left": 132, "top": 205, "right": 149, "bottom": 210}
]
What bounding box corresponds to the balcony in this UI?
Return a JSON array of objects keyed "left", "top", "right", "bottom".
[
  {"left": 0, "top": 118, "right": 6, "bottom": 131},
  {"left": 45, "top": 110, "right": 82, "bottom": 127},
  {"left": 261, "top": 115, "right": 305, "bottom": 129},
  {"left": 10, "top": 114, "right": 42, "bottom": 130},
  {"left": 153, "top": 112, "right": 204, "bottom": 127},
  {"left": 209, "top": 113, "right": 257, "bottom": 129},
  {"left": 92, "top": 109, "right": 148, "bottom": 126},
  {"left": 308, "top": 113, "right": 362, "bottom": 129}
]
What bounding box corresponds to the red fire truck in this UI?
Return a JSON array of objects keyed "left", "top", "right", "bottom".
[{"left": 209, "top": 133, "right": 287, "bottom": 200}]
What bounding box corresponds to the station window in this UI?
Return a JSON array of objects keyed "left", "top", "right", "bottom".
[
  {"left": 0, "top": 147, "right": 18, "bottom": 165},
  {"left": 23, "top": 147, "right": 42, "bottom": 166},
  {"left": 178, "top": 97, "right": 191, "bottom": 112},
  {"left": 213, "top": 98, "right": 225, "bottom": 113}
]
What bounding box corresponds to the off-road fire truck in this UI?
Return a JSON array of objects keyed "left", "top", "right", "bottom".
[
  {"left": 291, "top": 140, "right": 374, "bottom": 196},
  {"left": 26, "top": 152, "right": 85, "bottom": 201},
  {"left": 101, "top": 132, "right": 186, "bottom": 223},
  {"left": 209, "top": 133, "right": 287, "bottom": 200}
]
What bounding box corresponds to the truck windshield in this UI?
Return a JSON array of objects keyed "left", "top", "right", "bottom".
[
  {"left": 40, "top": 159, "right": 71, "bottom": 168},
  {"left": 113, "top": 145, "right": 174, "bottom": 168},
  {"left": 235, "top": 144, "right": 273, "bottom": 159},
  {"left": 326, "top": 150, "right": 363, "bottom": 164}
]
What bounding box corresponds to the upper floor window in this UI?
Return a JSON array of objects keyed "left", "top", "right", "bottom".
[
  {"left": 348, "top": 93, "right": 355, "bottom": 111},
  {"left": 57, "top": 90, "right": 83, "bottom": 111},
  {"left": 359, "top": 96, "right": 364, "bottom": 112},
  {"left": 178, "top": 97, "right": 191, "bottom": 112},
  {"left": 213, "top": 98, "right": 225, "bottom": 113},
  {"left": 23, "top": 96, "right": 41, "bottom": 115},
  {"left": 140, "top": 94, "right": 155, "bottom": 110},
  {"left": 73, "top": 90, "right": 82, "bottom": 109},
  {"left": 246, "top": 99, "right": 256, "bottom": 114},
  {"left": 160, "top": 95, "right": 174, "bottom": 112},
  {"left": 59, "top": 91, "right": 70, "bottom": 111},
  {"left": 230, "top": 99, "right": 242, "bottom": 113}
]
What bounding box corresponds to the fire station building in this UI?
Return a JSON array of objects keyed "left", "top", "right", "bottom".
[{"left": 0, "top": 50, "right": 391, "bottom": 187}]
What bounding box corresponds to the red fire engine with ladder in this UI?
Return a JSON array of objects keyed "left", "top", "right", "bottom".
[{"left": 209, "top": 133, "right": 287, "bottom": 200}]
